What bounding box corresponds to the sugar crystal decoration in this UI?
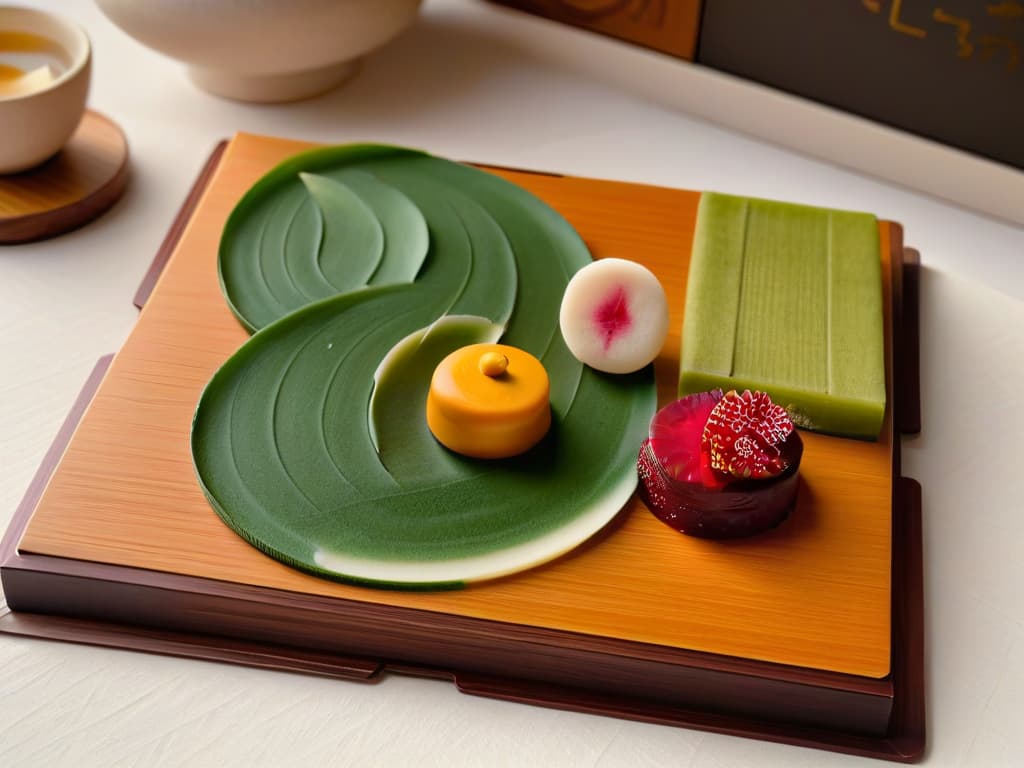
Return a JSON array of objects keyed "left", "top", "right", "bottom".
[{"left": 701, "top": 390, "right": 794, "bottom": 480}]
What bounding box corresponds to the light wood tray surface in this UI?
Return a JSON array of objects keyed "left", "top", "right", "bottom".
[{"left": 18, "top": 133, "right": 895, "bottom": 678}]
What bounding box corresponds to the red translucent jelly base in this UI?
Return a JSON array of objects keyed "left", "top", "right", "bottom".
[{"left": 636, "top": 435, "right": 803, "bottom": 539}]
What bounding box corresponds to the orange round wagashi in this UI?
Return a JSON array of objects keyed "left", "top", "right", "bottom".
[{"left": 426, "top": 343, "right": 551, "bottom": 459}]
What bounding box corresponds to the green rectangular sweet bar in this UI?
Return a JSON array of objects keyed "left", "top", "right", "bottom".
[{"left": 680, "top": 192, "right": 886, "bottom": 439}]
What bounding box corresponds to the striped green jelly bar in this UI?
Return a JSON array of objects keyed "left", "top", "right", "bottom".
[{"left": 680, "top": 193, "right": 886, "bottom": 439}]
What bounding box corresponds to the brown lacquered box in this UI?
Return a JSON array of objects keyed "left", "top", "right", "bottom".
[
  {"left": 490, "top": 0, "right": 1023, "bottom": 170},
  {"left": 486, "top": 0, "right": 703, "bottom": 59},
  {"left": 0, "top": 133, "right": 924, "bottom": 761}
]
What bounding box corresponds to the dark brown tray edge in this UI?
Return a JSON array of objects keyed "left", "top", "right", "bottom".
[
  {"left": 0, "top": 608, "right": 382, "bottom": 682},
  {"left": 899, "top": 248, "right": 922, "bottom": 435},
  {"left": 132, "top": 140, "right": 228, "bottom": 309},
  {"left": 888, "top": 476, "right": 926, "bottom": 760}
]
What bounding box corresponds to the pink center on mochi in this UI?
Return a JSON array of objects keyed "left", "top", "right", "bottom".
[{"left": 593, "top": 285, "right": 631, "bottom": 351}]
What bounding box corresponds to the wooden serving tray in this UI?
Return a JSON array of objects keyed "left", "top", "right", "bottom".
[{"left": 0, "top": 134, "right": 924, "bottom": 761}]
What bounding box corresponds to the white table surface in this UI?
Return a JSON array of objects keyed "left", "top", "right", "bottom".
[{"left": 2, "top": 1, "right": 1023, "bottom": 766}]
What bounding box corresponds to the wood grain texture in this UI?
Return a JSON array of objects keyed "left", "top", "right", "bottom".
[
  {"left": 0, "top": 111, "right": 129, "bottom": 244},
  {"left": 17, "top": 132, "right": 894, "bottom": 678},
  {"left": 487, "top": 0, "right": 701, "bottom": 59},
  {"left": 133, "top": 141, "right": 227, "bottom": 309}
]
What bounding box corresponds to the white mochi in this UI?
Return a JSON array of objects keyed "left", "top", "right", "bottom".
[{"left": 559, "top": 258, "right": 669, "bottom": 374}]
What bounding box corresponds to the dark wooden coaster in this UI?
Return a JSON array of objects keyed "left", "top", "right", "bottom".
[{"left": 0, "top": 110, "right": 129, "bottom": 244}]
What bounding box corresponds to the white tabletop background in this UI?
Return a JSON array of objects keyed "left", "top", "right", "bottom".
[{"left": 2, "top": 1, "right": 1023, "bottom": 766}]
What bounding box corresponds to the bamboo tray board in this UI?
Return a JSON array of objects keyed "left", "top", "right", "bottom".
[{"left": 0, "top": 133, "right": 924, "bottom": 761}]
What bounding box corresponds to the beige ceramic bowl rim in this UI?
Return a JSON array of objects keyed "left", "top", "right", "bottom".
[{"left": 0, "top": 5, "right": 91, "bottom": 103}]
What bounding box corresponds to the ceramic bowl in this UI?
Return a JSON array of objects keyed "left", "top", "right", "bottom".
[
  {"left": 95, "top": 0, "right": 423, "bottom": 103},
  {"left": 0, "top": 6, "right": 91, "bottom": 174}
]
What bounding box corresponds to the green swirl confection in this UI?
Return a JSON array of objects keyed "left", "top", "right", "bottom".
[{"left": 191, "top": 144, "right": 656, "bottom": 589}]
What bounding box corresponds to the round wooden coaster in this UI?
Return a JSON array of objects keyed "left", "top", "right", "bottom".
[{"left": 0, "top": 110, "right": 129, "bottom": 244}]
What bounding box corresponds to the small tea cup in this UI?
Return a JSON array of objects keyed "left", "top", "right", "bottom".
[{"left": 0, "top": 6, "right": 91, "bottom": 174}]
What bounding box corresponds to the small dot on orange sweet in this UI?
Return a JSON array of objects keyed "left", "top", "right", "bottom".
[
  {"left": 426, "top": 343, "right": 551, "bottom": 459},
  {"left": 478, "top": 351, "right": 509, "bottom": 377}
]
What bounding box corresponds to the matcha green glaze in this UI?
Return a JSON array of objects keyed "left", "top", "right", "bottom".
[
  {"left": 193, "top": 144, "right": 656, "bottom": 588},
  {"left": 680, "top": 193, "right": 886, "bottom": 439}
]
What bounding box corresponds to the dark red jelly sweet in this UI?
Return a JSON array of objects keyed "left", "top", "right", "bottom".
[{"left": 637, "top": 391, "right": 803, "bottom": 539}]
